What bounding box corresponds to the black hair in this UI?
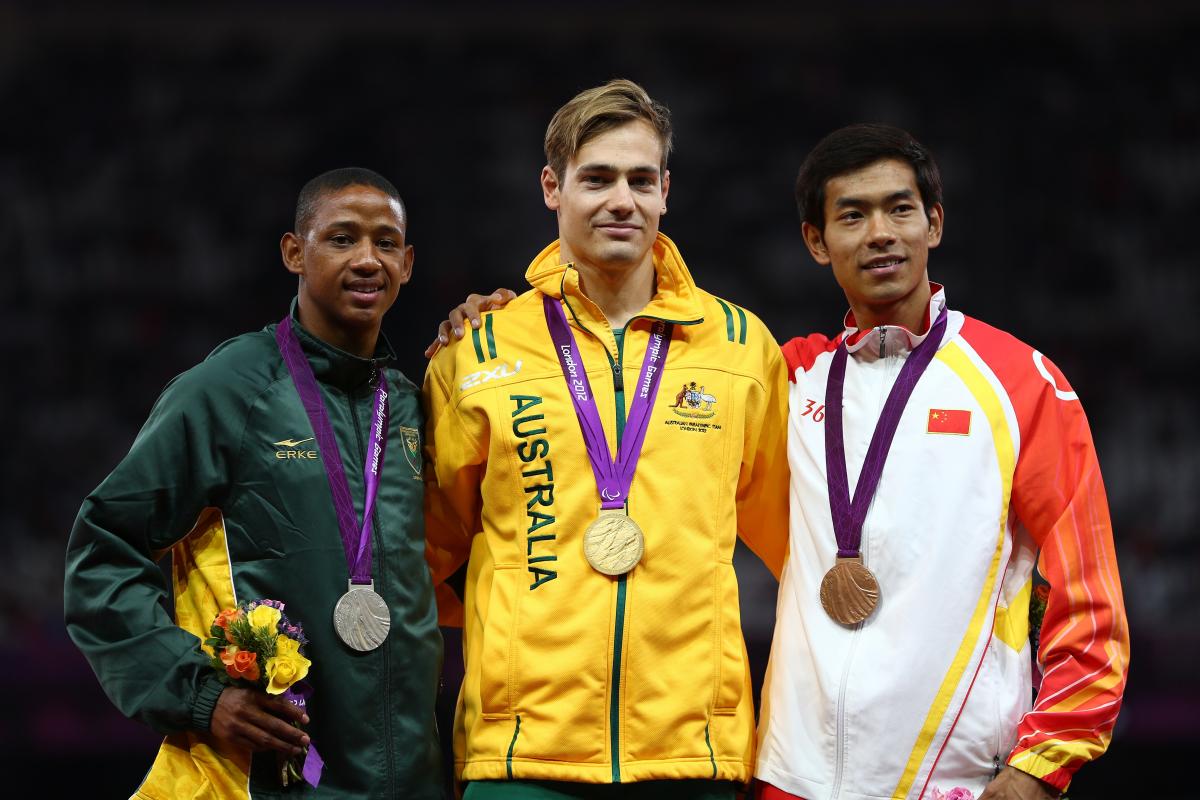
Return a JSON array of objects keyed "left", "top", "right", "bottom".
[
  {"left": 294, "top": 167, "right": 405, "bottom": 234},
  {"left": 795, "top": 124, "right": 943, "bottom": 231}
]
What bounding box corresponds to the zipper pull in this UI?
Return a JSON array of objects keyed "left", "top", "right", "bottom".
[
  {"left": 992, "top": 754, "right": 1002, "bottom": 778},
  {"left": 611, "top": 360, "right": 624, "bottom": 392},
  {"left": 368, "top": 360, "right": 379, "bottom": 389},
  {"left": 879, "top": 326, "right": 886, "bottom": 357}
]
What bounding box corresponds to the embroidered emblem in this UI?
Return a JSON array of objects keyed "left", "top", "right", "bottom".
[
  {"left": 668, "top": 381, "right": 718, "bottom": 419},
  {"left": 400, "top": 426, "right": 422, "bottom": 479},
  {"left": 273, "top": 435, "right": 318, "bottom": 460}
]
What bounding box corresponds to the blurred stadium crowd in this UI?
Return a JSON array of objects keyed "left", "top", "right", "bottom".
[{"left": 1, "top": 3, "right": 1196, "bottom": 794}]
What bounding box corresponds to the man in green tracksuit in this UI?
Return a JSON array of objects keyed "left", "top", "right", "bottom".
[{"left": 64, "top": 167, "right": 444, "bottom": 798}]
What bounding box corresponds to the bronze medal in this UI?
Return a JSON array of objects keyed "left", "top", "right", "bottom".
[
  {"left": 583, "top": 508, "right": 645, "bottom": 576},
  {"left": 819, "top": 556, "right": 880, "bottom": 625},
  {"left": 333, "top": 581, "right": 391, "bottom": 651}
]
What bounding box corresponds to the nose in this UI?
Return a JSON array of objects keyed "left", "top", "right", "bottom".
[
  {"left": 866, "top": 212, "right": 896, "bottom": 248},
  {"left": 606, "top": 178, "right": 636, "bottom": 215},
  {"left": 350, "top": 240, "right": 383, "bottom": 271}
]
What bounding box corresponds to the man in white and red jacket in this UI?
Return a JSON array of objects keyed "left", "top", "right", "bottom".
[{"left": 756, "top": 124, "right": 1129, "bottom": 800}]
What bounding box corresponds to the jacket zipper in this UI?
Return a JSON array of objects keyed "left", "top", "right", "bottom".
[
  {"left": 558, "top": 290, "right": 687, "bottom": 784},
  {"left": 349, "top": 367, "right": 395, "bottom": 797},
  {"left": 604, "top": 326, "right": 629, "bottom": 783}
]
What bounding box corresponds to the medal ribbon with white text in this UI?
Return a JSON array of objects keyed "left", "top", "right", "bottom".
[
  {"left": 542, "top": 295, "right": 672, "bottom": 511},
  {"left": 275, "top": 317, "right": 389, "bottom": 585}
]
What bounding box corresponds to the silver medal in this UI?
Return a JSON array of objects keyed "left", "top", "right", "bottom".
[{"left": 333, "top": 581, "right": 391, "bottom": 651}]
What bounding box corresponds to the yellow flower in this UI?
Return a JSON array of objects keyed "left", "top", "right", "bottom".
[
  {"left": 266, "top": 647, "right": 312, "bottom": 695},
  {"left": 276, "top": 636, "right": 301, "bottom": 657},
  {"left": 248, "top": 604, "right": 282, "bottom": 632}
]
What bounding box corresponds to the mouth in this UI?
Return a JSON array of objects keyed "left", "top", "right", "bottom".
[
  {"left": 346, "top": 281, "right": 386, "bottom": 304},
  {"left": 862, "top": 255, "right": 906, "bottom": 273},
  {"left": 596, "top": 222, "right": 641, "bottom": 238}
]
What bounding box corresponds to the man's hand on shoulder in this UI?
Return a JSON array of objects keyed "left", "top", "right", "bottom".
[
  {"left": 424, "top": 289, "right": 518, "bottom": 358},
  {"left": 209, "top": 686, "right": 310, "bottom": 757},
  {"left": 979, "top": 766, "right": 1060, "bottom": 800}
]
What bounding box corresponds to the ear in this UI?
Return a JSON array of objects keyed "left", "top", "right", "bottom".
[
  {"left": 801, "top": 221, "right": 831, "bottom": 266},
  {"left": 541, "top": 165, "right": 561, "bottom": 211},
  {"left": 926, "top": 202, "right": 944, "bottom": 249},
  {"left": 396, "top": 244, "right": 414, "bottom": 286},
  {"left": 660, "top": 168, "right": 671, "bottom": 210},
  {"left": 281, "top": 232, "right": 304, "bottom": 276}
]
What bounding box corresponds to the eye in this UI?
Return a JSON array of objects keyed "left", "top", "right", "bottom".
[
  {"left": 377, "top": 239, "right": 396, "bottom": 250},
  {"left": 892, "top": 203, "right": 915, "bottom": 215},
  {"left": 839, "top": 210, "right": 863, "bottom": 223},
  {"left": 582, "top": 175, "right": 607, "bottom": 186},
  {"left": 630, "top": 176, "right": 656, "bottom": 189},
  {"left": 330, "top": 234, "right": 353, "bottom": 246}
]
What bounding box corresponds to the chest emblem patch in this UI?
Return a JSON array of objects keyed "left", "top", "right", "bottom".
[
  {"left": 927, "top": 408, "right": 972, "bottom": 435},
  {"left": 400, "top": 426, "right": 423, "bottom": 479},
  {"left": 668, "top": 381, "right": 718, "bottom": 419}
]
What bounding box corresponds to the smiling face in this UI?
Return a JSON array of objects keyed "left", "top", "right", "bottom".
[
  {"left": 803, "top": 158, "right": 943, "bottom": 332},
  {"left": 542, "top": 119, "right": 670, "bottom": 278},
  {"left": 281, "top": 184, "right": 413, "bottom": 357}
]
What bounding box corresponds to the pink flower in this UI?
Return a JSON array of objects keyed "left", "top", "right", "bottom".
[{"left": 931, "top": 788, "right": 974, "bottom": 800}]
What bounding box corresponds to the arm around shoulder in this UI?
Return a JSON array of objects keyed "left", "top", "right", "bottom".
[
  {"left": 734, "top": 337, "right": 791, "bottom": 579},
  {"left": 421, "top": 349, "right": 483, "bottom": 626}
]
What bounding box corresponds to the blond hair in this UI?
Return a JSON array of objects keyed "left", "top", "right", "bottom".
[{"left": 544, "top": 79, "right": 673, "bottom": 179}]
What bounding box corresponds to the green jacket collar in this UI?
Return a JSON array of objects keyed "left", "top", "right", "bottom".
[{"left": 284, "top": 297, "right": 396, "bottom": 389}]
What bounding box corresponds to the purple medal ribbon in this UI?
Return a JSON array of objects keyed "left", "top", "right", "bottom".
[
  {"left": 543, "top": 295, "right": 672, "bottom": 510},
  {"left": 282, "top": 682, "right": 324, "bottom": 786},
  {"left": 275, "top": 317, "right": 389, "bottom": 585},
  {"left": 824, "top": 308, "right": 948, "bottom": 558}
]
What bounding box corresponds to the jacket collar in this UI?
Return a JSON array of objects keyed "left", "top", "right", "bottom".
[
  {"left": 841, "top": 282, "right": 948, "bottom": 360},
  {"left": 524, "top": 232, "right": 705, "bottom": 328},
  {"left": 283, "top": 297, "right": 396, "bottom": 389}
]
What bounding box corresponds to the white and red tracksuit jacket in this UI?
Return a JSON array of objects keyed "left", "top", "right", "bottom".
[{"left": 756, "top": 285, "right": 1129, "bottom": 800}]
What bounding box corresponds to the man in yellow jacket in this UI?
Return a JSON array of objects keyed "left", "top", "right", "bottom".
[{"left": 423, "top": 79, "right": 790, "bottom": 799}]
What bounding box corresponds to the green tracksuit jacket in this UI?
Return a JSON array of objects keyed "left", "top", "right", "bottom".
[{"left": 64, "top": 305, "right": 443, "bottom": 799}]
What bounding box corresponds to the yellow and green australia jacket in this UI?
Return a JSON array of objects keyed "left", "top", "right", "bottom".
[
  {"left": 64, "top": 305, "right": 444, "bottom": 799},
  {"left": 423, "top": 233, "right": 790, "bottom": 786}
]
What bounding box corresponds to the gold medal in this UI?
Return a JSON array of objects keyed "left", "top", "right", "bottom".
[
  {"left": 583, "top": 508, "right": 645, "bottom": 576},
  {"left": 819, "top": 556, "right": 880, "bottom": 625}
]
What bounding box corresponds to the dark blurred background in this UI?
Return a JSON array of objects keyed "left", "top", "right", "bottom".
[{"left": 3, "top": 1, "right": 1196, "bottom": 796}]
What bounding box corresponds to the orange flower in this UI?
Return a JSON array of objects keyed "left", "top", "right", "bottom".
[
  {"left": 1034, "top": 584, "right": 1051, "bottom": 602},
  {"left": 225, "top": 649, "right": 260, "bottom": 682},
  {"left": 213, "top": 608, "right": 241, "bottom": 642}
]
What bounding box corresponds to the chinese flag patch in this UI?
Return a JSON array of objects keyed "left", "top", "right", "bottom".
[{"left": 927, "top": 408, "right": 971, "bottom": 435}]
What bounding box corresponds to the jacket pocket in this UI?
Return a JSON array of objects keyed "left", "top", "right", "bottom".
[
  {"left": 480, "top": 565, "right": 520, "bottom": 717},
  {"left": 713, "top": 564, "right": 746, "bottom": 714}
]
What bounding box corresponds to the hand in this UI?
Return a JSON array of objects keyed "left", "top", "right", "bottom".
[
  {"left": 209, "top": 686, "right": 311, "bottom": 757},
  {"left": 424, "top": 289, "right": 518, "bottom": 358},
  {"left": 978, "top": 766, "right": 1059, "bottom": 800}
]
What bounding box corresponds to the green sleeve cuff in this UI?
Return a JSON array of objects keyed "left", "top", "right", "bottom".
[{"left": 190, "top": 675, "right": 226, "bottom": 731}]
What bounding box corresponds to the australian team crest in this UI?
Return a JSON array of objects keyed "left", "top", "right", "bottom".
[
  {"left": 669, "top": 381, "right": 718, "bottom": 419},
  {"left": 400, "top": 426, "right": 422, "bottom": 480}
]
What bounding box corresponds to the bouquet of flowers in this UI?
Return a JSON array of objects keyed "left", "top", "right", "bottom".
[
  {"left": 1029, "top": 582, "right": 1051, "bottom": 692},
  {"left": 205, "top": 599, "right": 320, "bottom": 787},
  {"left": 931, "top": 789, "right": 974, "bottom": 800}
]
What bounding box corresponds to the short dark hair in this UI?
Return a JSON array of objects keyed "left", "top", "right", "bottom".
[
  {"left": 294, "top": 167, "right": 405, "bottom": 234},
  {"left": 544, "top": 79, "right": 673, "bottom": 180},
  {"left": 795, "top": 124, "right": 943, "bottom": 231}
]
